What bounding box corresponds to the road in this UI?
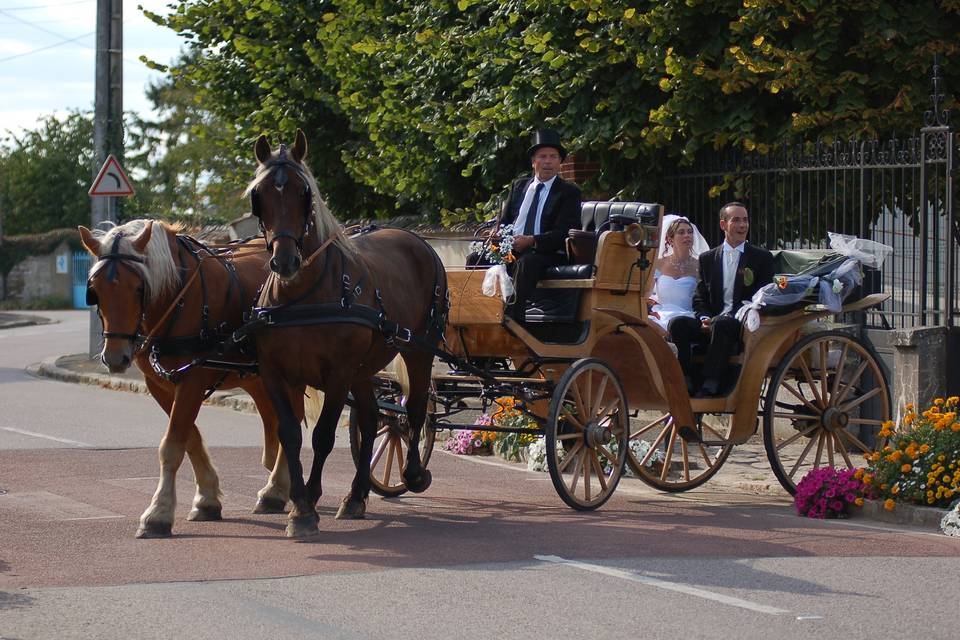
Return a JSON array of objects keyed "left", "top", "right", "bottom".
[{"left": 1, "top": 311, "right": 958, "bottom": 640}]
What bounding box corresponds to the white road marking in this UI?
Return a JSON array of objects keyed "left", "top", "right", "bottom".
[
  {"left": 0, "top": 427, "right": 92, "bottom": 448},
  {"left": 0, "top": 491, "right": 124, "bottom": 520},
  {"left": 535, "top": 555, "right": 789, "bottom": 615}
]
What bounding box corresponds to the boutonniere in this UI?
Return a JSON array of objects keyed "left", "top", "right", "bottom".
[
  {"left": 775, "top": 274, "right": 789, "bottom": 290},
  {"left": 741, "top": 267, "right": 755, "bottom": 287}
]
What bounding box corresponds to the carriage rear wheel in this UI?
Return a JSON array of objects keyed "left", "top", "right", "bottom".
[
  {"left": 627, "top": 413, "right": 733, "bottom": 492},
  {"left": 546, "top": 358, "right": 629, "bottom": 511},
  {"left": 763, "top": 330, "right": 890, "bottom": 494},
  {"left": 348, "top": 386, "right": 436, "bottom": 498}
]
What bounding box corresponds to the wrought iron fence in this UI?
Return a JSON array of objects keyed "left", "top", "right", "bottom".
[{"left": 659, "top": 59, "right": 957, "bottom": 330}]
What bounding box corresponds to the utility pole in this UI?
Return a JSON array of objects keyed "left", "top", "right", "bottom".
[{"left": 89, "top": 0, "right": 123, "bottom": 356}]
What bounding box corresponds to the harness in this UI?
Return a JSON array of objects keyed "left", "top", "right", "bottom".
[
  {"left": 88, "top": 229, "right": 255, "bottom": 387},
  {"left": 250, "top": 145, "right": 314, "bottom": 255},
  {"left": 234, "top": 227, "right": 450, "bottom": 354}
]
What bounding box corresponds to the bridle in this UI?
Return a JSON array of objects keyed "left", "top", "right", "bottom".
[
  {"left": 87, "top": 232, "right": 148, "bottom": 345},
  {"left": 250, "top": 144, "right": 315, "bottom": 257}
]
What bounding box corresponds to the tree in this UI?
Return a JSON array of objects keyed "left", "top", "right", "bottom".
[
  {"left": 146, "top": 1, "right": 960, "bottom": 223},
  {"left": 0, "top": 112, "right": 95, "bottom": 235}
]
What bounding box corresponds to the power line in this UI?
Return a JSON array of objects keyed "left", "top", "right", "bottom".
[
  {"left": 0, "top": 29, "right": 92, "bottom": 63},
  {"left": 0, "top": 1, "right": 93, "bottom": 11}
]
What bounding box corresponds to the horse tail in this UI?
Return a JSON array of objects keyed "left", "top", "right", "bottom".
[{"left": 386, "top": 355, "right": 411, "bottom": 398}]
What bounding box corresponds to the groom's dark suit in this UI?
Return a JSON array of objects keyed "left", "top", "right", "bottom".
[
  {"left": 669, "top": 242, "right": 775, "bottom": 394},
  {"left": 496, "top": 175, "right": 581, "bottom": 321}
]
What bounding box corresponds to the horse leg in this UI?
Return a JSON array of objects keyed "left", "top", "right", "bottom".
[
  {"left": 335, "top": 381, "right": 375, "bottom": 520},
  {"left": 246, "top": 383, "right": 291, "bottom": 514},
  {"left": 400, "top": 352, "right": 433, "bottom": 493},
  {"left": 302, "top": 384, "right": 349, "bottom": 511},
  {"left": 263, "top": 376, "right": 318, "bottom": 539},
  {"left": 137, "top": 381, "right": 206, "bottom": 538},
  {"left": 143, "top": 376, "right": 224, "bottom": 521}
]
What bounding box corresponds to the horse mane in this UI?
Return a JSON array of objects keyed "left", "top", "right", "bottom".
[
  {"left": 243, "top": 153, "right": 354, "bottom": 256},
  {"left": 88, "top": 219, "right": 183, "bottom": 303}
]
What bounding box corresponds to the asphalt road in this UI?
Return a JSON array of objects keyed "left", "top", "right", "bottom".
[{"left": 1, "top": 311, "right": 959, "bottom": 640}]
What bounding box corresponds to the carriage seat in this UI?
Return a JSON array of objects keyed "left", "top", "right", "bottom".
[
  {"left": 528, "top": 202, "right": 659, "bottom": 332},
  {"left": 541, "top": 201, "right": 660, "bottom": 280}
]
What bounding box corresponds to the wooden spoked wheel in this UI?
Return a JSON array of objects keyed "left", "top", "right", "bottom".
[
  {"left": 349, "top": 389, "right": 436, "bottom": 498},
  {"left": 546, "top": 358, "right": 629, "bottom": 511},
  {"left": 763, "top": 331, "right": 890, "bottom": 494},
  {"left": 627, "top": 413, "right": 733, "bottom": 492}
]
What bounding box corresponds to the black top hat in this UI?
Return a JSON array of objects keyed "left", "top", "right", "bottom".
[{"left": 527, "top": 128, "right": 567, "bottom": 161}]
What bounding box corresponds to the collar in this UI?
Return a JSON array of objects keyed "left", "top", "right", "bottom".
[
  {"left": 722, "top": 240, "right": 746, "bottom": 254},
  {"left": 531, "top": 175, "right": 558, "bottom": 189}
]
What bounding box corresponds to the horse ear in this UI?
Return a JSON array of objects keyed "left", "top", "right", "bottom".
[
  {"left": 292, "top": 129, "right": 307, "bottom": 163},
  {"left": 131, "top": 221, "right": 153, "bottom": 253},
  {"left": 255, "top": 135, "right": 272, "bottom": 164},
  {"left": 78, "top": 226, "right": 101, "bottom": 256}
]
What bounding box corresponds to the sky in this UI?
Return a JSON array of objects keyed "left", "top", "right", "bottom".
[{"left": 0, "top": 0, "right": 185, "bottom": 136}]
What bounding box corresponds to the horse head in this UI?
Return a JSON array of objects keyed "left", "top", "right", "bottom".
[
  {"left": 79, "top": 220, "right": 180, "bottom": 373},
  {"left": 247, "top": 129, "right": 319, "bottom": 280}
]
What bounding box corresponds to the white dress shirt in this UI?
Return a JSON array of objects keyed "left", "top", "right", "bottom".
[
  {"left": 512, "top": 175, "right": 556, "bottom": 236},
  {"left": 721, "top": 240, "right": 745, "bottom": 315}
]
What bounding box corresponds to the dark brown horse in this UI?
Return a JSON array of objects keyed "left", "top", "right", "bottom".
[
  {"left": 245, "top": 129, "right": 447, "bottom": 538},
  {"left": 79, "top": 220, "right": 306, "bottom": 537}
]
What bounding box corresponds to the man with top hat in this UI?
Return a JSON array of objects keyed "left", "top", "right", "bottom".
[{"left": 483, "top": 128, "right": 582, "bottom": 323}]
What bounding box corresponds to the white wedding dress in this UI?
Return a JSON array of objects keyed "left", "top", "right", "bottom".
[{"left": 649, "top": 271, "right": 697, "bottom": 331}]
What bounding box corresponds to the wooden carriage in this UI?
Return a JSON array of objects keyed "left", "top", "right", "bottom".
[{"left": 352, "top": 202, "right": 891, "bottom": 509}]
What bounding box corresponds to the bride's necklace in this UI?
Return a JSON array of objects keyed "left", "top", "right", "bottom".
[{"left": 668, "top": 254, "right": 694, "bottom": 268}]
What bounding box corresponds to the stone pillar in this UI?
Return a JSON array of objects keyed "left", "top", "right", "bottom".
[{"left": 892, "top": 326, "right": 949, "bottom": 419}]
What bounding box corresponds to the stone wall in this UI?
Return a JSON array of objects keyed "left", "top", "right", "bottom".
[{"left": 5, "top": 241, "right": 72, "bottom": 303}]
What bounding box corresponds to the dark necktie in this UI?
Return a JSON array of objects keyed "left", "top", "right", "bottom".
[{"left": 523, "top": 182, "right": 544, "bottom": 236}]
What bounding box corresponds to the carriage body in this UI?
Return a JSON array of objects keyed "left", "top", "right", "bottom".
[{"left": 362, "top": 202, "right": 892, "bottom": 507}]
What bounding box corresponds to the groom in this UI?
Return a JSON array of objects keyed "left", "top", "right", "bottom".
[{"left": 669, "top": 202, "right": 775, "bottom": 397}]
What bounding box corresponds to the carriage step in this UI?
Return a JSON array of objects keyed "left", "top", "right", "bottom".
[{"left": 677, "top": 426, "right": 729, "bottom": 447}]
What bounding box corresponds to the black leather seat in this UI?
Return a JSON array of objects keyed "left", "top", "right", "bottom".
[{"left": 527, "top": 201, "right": 659, "bottom": 335}]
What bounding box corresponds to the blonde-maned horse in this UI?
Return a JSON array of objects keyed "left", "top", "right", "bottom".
[{"left": 79, "top": 219, "right": 308, "bottom": 537}]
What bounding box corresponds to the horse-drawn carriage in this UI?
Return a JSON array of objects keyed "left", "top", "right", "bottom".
[
  {"left": 354, "top": 200, "right": 892, "bottom": 510},
  {"left": 83, "top": 130, "right": 891, "bottom": 538}
]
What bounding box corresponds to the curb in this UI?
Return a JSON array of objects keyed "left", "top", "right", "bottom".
[
  {"left": 0, "top": 313, "right": 55, "bottom": 330},
  {"left": 30, "top": 356, "right": 259, "bottom": 414},
  {"left": 850, "top": 499, "right": 949, "bottom": 530}
]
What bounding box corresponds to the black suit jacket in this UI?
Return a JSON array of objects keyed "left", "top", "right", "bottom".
[
  {"left": 497, "top": 175, "right": 582, "bottom": 255},
  {"left": 693, "top": 243, "right": 776, "bottom": 319}
]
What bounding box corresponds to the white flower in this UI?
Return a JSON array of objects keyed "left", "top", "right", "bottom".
[
  {"left": 832, "top": 279, "right": 844, "bottom": 294},
  {"left": 941, "top": 501, "right": 960, "bottom": 537}
]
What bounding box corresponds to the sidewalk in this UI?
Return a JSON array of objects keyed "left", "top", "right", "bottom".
[
  {"left": 0, "top": 311, "right": 54, "bottom": 330},
  {"left": 19, "top": 333, "right": 949, "bottom": 534}
]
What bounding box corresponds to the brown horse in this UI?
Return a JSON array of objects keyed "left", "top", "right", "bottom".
[
  {"left": 78, "top": 220, "right": 306, "bottom": 537},
  {"left": 244, "top": 129, "right": 448, "bottom": 538}
]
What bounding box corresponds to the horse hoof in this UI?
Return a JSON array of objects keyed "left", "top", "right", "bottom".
[
  {"left": 253, "top": 497, "right": 288, "bottom": 514},
  {"left": 335, "top": 496, "right": 367, "bottom": 520},
  {"left": 285, "top": 512, "right": 320, "bottom": 539},
  {"left": 187, "top": 506, "right": 222, "bottom": 521},
  {"left": 405, "top": 468, "right": 432, "bottom": 494},
  {"left": 136, "top": 521, "right": 173, "bottom": 539}
]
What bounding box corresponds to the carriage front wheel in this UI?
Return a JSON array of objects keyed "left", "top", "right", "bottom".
[
  {"left": 348, "top": 386, "right": 437, "bottom": 498},
  {"left": 762, "top": 330, "right": 891, "bottom": 494},
  {"left": 546, "top": 358, "right": 630, "bottom": 511}
]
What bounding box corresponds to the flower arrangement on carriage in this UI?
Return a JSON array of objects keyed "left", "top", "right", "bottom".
[
  {"left": 470, "top": 224, "right": 518, "bottom": 301},
  {"left": 737, "top": 233, "right": 893, "bottom": 331}
]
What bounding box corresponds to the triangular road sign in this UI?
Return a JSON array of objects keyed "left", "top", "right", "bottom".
[{"left": 89, "top": 154, "right": 135, "bottom": 197}]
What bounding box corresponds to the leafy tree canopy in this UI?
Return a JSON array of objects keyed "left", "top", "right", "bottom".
[{"left": 149, "top": 0, "right": 960, "bottom": 223}]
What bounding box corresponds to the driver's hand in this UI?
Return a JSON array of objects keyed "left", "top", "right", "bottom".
[{"left": 513, "top": 235, "right": 535, "bottom": 252}]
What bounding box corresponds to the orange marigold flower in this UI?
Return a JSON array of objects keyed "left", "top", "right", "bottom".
[
  {"left": 884, "top": 499, "right": 896, "bottom": 511},
  {"left": 934, "top": 397, "right": 945, "bottom": 406},
  {"left": 919, "top": 444, "right": 930, "bottom": 454},
  {"left": 891, "top": 484, "right": 900, "bottom": 495},
  {"left": 904, "top": 413, "right": 916, "bottom": 425},
  {"left": 901, "top": 463, "right": 912, "bottom": 473},
  {"left": 905, "top": 403, "right": 915, "bottom": 411},
  {"left": 853, "top": 468, "right": 864, "bottom": 479},
  {"left": 854, "top": 497, "right": 864, "bottom": 507},
  {"left": 948, "top": 396, "right": 960, "bottom": 406},
  {"left": 952, "top": 422, "right": 960, "bottom": 432}
]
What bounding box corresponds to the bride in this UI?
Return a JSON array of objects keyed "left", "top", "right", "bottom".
[{"left": 647, "top": 215, "right": 710, "bottom": 334}]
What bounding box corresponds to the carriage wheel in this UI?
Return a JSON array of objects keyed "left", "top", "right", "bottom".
[
  {"left": 763, "top": 330, "right": 890, "bottom": 495},
  {"left": 349, "top": 389, "right": 436, "bottom": 498},
  {"left": 627, "top": 413, "right": 733, "bottom": 492},
  {"left": 546, "top": 358, "right": 629, "bottom": 511}
]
